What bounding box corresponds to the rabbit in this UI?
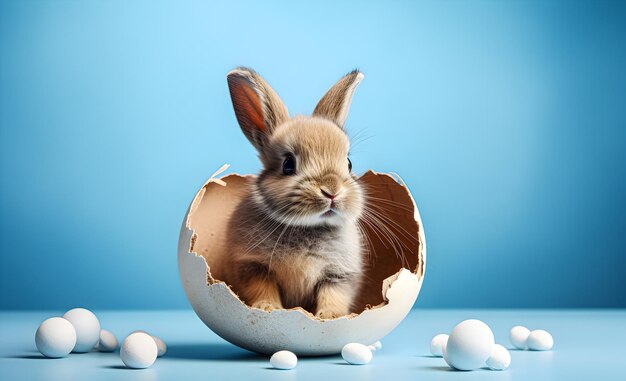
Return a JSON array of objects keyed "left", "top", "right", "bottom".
[{"left": 220, "top": 67, "right": 366, "bottom": 319}]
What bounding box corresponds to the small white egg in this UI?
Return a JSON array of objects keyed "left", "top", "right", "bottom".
[
  {"left": 342, "top": 343, "right": 373, "bottom": 365},
  {"left": 486, "top": 344, "right": 511, "bottom": 370},
  {"left": 444, "top": 319, "right": 495, "bottom": 371},
  {"left": 98, "top": 329, "right": 118, "bottom": 352},
  {"left": 368, "top": 341, "right": 382, "bottom": 351},
  {"left": 130, "top": 330, "right": 166, "bottom": 357},
  {"left": 63, "top": 308, "right": 100, "bottom": 353},
  {"left": 152, "top": 335, "right": 167, "bottom": 357},
  {"left": 430, "top": 334, "right": 449, "bottom": 357},
  {"left": 527, "top": 329, "right": 553, "bottom": 351},
  {"left": 270, "top": 350, "right": 297, "bottom": 370},
  {"left": 120, "top": 332, "right": 158, "bottom": 369},
  {"left": 509, "top": 325, "right": 530, "bottom": 350},
  {"left": 35, "top": 317, "right": 77, "bottom": 358}
]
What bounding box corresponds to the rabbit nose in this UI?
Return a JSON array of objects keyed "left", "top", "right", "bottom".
[
  {"left": 321, "top": 189, "right": 336, "bottom": 200},
  {"left": 319, "top": 174, "right": 343, "bottom": 200}
]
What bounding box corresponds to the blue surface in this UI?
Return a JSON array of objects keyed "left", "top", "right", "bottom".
[
  {"left": 1, "top": 309, "right": 625, "bottom": 380},
  {"left": 1, "top": 0, "right": 626, "bottom": 310}
]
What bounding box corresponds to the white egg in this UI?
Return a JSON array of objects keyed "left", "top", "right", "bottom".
[
  {"left": 270, "top": 350, "right": 298, "bottom": 369},
  {"left": 486, "top": 344, "right": 511, "bottom": 370},
  {"left": 130, "top": 330, "right": 166, "bottom": 357},
  {"left": 97, "top": 329, "right": 118, "bottom": 352},
  {"left": 63, "top": 308, "right": 100, "bottom": 353},
  {"left": 527, "top": 329, "right": 553, "bottom": 351},
  {"left": 35, "top": 317, "right": 77, "bottom": 358},
  {"left": 430, "top": 333, "right": 448, "bottom": 357},
  {"left": 152, "top": 335, "right": 167, "bottom": 357},
  {"left": 509, "top": 325, "right": 530, "bottom": 350},
  {"left": 368, "top": 341, "right": 382, "bottom": 351},
  {"left": 120, "top": 332, "right": 157, "bottom": 369},
  {"left": 444, "top": 319, "right": 495, "bottom": 371},
  {"left": 178, "top": 169, "right": 427, "bottom": 355},
  {"left": 342, "top": 343, "right": 373, "bottom": 365}
]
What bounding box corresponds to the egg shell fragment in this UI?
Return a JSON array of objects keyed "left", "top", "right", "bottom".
[
  {"left": 63, "top": 308, "right": 101, "bottom": 353},
  {"left": 120, "top": 332, "right": 157, "bottom": 369},
  {"left": 342, "top": 343, "right": 373, "bottom": 365},
  {"left": 509, "top": 325, "right": 530, "bottom": 350},
  {"left": 270, "top": 350, "right": 298, "bottom": 369},
  {"left": 178, "top": 168, "right": 426, "bottom": 356},
  {"left": 527, "top": 330, "right": 554, "bottom": 351},
  {"left": 430, "top": 333, "right": 449, "bottom": 357},
  {"left": 35, "top": 317, "right": 77, "bottom": 358},
  {"left": 98, "top": 329, "right": 118, "bottom": 352},
  {"left": 486, "top": 344, "right": 511, "bottom": 370},
  {"left": 444, "top": 319, "right": 495, "bottom": 371}
]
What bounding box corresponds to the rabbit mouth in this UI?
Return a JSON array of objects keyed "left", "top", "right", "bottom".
[{"left": 321, "top": 209, "right": 336, "bottom": 218}]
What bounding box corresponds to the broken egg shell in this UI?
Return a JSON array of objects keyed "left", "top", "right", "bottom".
[{"left": 178, "top": 165, "right": 426, "bottom": 356}]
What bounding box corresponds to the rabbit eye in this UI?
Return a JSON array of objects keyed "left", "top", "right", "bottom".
[
  {"left": 282, "top": 155, "right": 296, "bottom": 175},
  {"left": 348, "top": 158, "right": 352, "bottom": 172}
]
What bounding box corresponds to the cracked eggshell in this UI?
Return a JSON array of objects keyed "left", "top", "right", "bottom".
[{"left": 178, "top": 164, "right": 426, "bottom": 356}]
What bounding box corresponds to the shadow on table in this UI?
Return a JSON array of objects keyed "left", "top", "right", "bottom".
[
  {"left": 165, "top": 343, "right": 265, "bottom": 362},
  {"left": 4, "top": 350, "right": 50, "bottom": 360}
]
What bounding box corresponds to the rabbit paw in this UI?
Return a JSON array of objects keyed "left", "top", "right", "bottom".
[
  {"left": 251, "top": 300, "right": 281, "bottom": 311},
  {"left": 315, "top": 309, "right": 343, "bottom": 320}
]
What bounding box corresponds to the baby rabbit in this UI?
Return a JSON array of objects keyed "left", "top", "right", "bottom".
[{"left": 222, "top": 67, "right": 365, "bottom": 319}]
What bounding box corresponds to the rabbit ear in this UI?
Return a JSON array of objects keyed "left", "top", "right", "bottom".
[
  {"left": 313, "top": 70, "right": 364, "bottom": 129},
  {"left": 227, "top": 67, "right": 289, "bottom": 151}
]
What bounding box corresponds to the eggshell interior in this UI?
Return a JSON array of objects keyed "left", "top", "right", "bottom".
[{"left": 178, "top": 165, "right": 426, "bottom": 355}]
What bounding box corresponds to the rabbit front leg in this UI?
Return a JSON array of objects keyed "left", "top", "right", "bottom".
[
  {"left": 315, "top": 280, "right": 356, "bottom": 319},
  {"left": 235, "top": 261, "right": 283, "bottom": 311},
  {"left": 245, "top": 277, "right": 283, "bottom": 311}
]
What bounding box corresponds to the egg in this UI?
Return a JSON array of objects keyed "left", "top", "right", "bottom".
[
  {"left": 98, "top": 329, "right": 118, "bottom": 352},
  {"left": 509, "top": 325, "right": 530, "bottom": 350},
  {"left": 120, "top": 332, "right": 157, "bottom": 369},
  {"left": 342, "top": 343, "right": 373, "bottom": 365},
  {"left": 527, "top": 329, "right": 554, "bottom": 351},
  {"left": 130, "top": 330, "right": 166, "bottom": 356},
  {"left": 368, "top": 340, "right": 382, "bottom": 351},
  {"left": 152, "top": 335, "right": 167, "bottom": 357},
  {"left": 486, "top": 344, "right": 511, "bottom": 370},
  {"left": 270, "top": 350, "right": 298, "bottom": 369},
  {"left": 430, "top": 333, "right": 448, "bottom": 357},
  {"left": 444, "top": 319, "right": 495, "bottom": 371},
  {"left": 35, "top": 317, "right": 77, "bottom": 358},
  {"left": 63, "top": 308, "right": 100, "bottom": 353},
  {"left": 178, "top": 165, "right": 426, "bottom": 355}
]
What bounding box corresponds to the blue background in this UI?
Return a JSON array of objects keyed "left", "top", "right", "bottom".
[{"left": 1, "top": 0, "right": 624, "bottom": 310}]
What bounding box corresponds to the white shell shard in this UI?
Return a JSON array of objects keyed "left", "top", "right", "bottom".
[
  {"left": 342, "top": 343, "right": 373, "bottom": 365},
  {"left": 444, "top": 319, "right": 495, "bottom": 371},
  {"left": 486, "top": 344, "right": 511, "bottom": 370},
  {"left": 178, "top": 169, "right": 426, "bottom": 355},
  {"left": 270, "top": 350, "right": 298, "bottom": 369},
  {"left": 527, "top": 329, "right": 554, "bottom": 351},
  {"left": 430, "top": 333, "right": 449, "bottom": 357},
  {"left": 120, "top": 332, "right": 157, "bottom": 369},
  {"left": 509, "top": 325, "right": 530, "bottom": 350},
  {"left": 35, "top": 317, "right": 77, "bottom": 358},
  {"left": 63, "top": 308, "right": 101, "bottom": 353},
  {"left": 98, "top": 329, "right": 118, "bottom": 352}
]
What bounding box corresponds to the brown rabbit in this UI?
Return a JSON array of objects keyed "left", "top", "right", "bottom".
[{"left": 221, "top": 67, "right": 365, "bottom": 319}]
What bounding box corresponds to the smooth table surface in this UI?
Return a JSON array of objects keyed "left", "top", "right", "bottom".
[{"left": 1, "top": 309, "right": 625, "bottom": 380}]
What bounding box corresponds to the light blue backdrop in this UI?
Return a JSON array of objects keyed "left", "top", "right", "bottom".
[{"left": 1, "top": 0, "right": 625, "bottom": 310}]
